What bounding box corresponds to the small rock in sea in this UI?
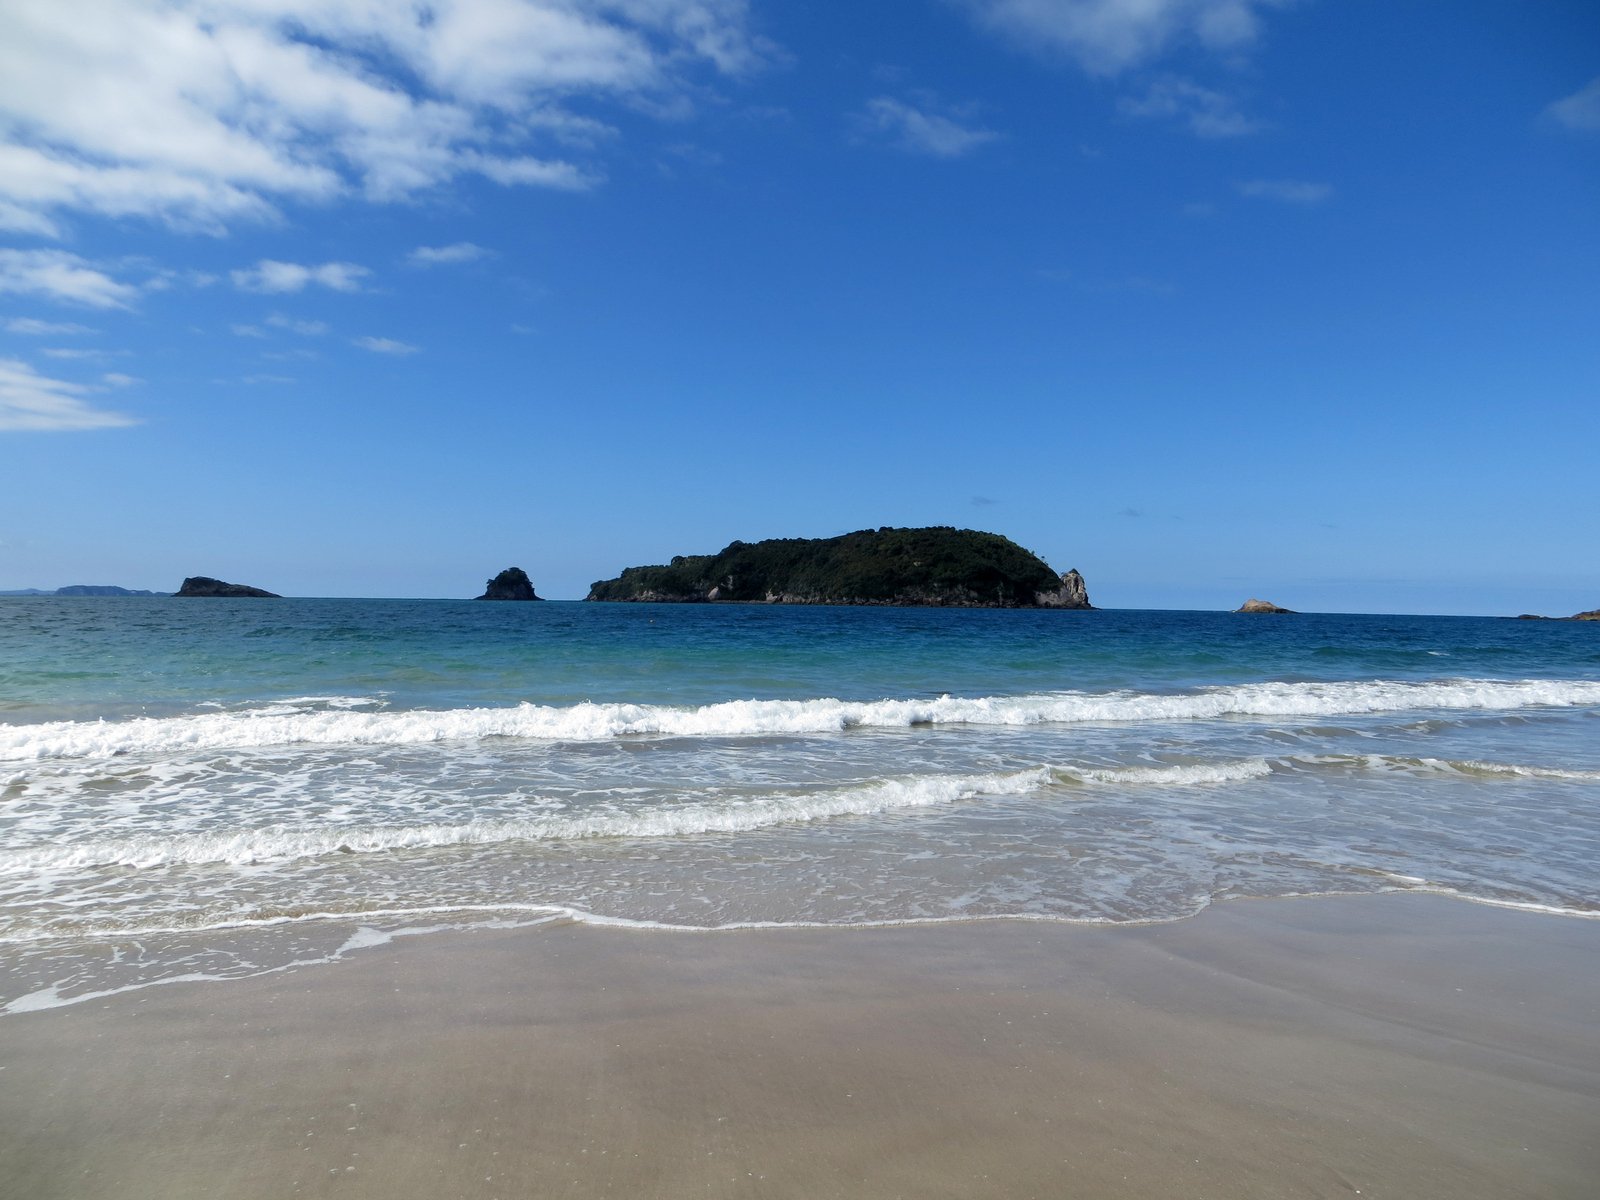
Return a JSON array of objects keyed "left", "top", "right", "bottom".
[
  {"left": 476, "top": 567, "right": 543, "bottom": 601},
  {"left": 1036, "top": 568, "right": 1093, "bottom": 609},
  {"left": 1235, "top": 598, "right": 1295, "bottom": 614}
]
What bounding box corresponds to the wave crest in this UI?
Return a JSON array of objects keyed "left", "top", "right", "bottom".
[{"left": 4, "top": 678, "right": 1600, "bottom": 762}]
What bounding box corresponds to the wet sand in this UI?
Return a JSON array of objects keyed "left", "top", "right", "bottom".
[{"left": 2, "top": 893, "right": 1597, "bottom": 1199}]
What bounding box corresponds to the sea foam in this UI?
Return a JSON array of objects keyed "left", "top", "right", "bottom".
[
  {"left": 0, "top": 767, "right": 1054, "bottom": 871},
  {"left": 4, "top": 748, "right": 1592, "bottom": 875}
]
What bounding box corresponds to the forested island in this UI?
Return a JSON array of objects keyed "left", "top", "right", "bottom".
[
  {"left": 586, "top": 527, "right": 1092, "bottom": 608},
  {"left": 476, "top": 567, "right": 543, "bottom": 601},
  {"left": 175, "top": 576, "right": 281, "bottom": 598}
]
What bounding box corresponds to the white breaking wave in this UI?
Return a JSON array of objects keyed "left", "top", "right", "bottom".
[
  {"left": 1444, "top": 759, "right": 1600, "bottom": 781},
  {"left": 0, "top": 767, "right": 1055, "bottom": 871},
  {"left": 4, "top": 678, "right": 1600, "bottom": 762},
  {"left": 1064, "top": 759, "right": 1275, "bottom": 786},
  {"left": 12, "top": 746, "right": 1589, "bottom": 876}
]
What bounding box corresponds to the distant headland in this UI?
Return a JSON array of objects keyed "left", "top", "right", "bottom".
[
  {"left": 0, "top": 584, "right": 170, "bottom": 597},
  {"left": 585, "top": 527, "right": 1093, "bottom": 609}
]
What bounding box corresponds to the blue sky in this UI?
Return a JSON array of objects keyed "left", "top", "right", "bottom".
[{"left": 1, "top": 0, "right": 1596, "bottom": 612}]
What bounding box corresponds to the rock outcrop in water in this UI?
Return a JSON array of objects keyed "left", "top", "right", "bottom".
[
  {"left": 477, "top": 567, "right": 543, "bottom": 601},
  {"left": 1037, "top": 568, "right": 1092, "bottom": 609},
  {"left": 587, "top": 527, "right": 1092, "bottom": 609},
  {"left": 175, "top": 576, "right": 281, "bottom": 598},
  {"left": 1516, "top": 608, "right": 1600, "bottom": 621},
  {"left": 1235, "top": 598, "right": 1295, "bottom": 614}
]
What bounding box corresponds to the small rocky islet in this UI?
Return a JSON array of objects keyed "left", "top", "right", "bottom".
[
  {"left": 476, "top": 567, "right": 543, "bottom": 601},
  {"left": 174, "top": 576, "right": 281, "bottom": 598},
  {"left": 1235, "top": 598, "right": 1295, "bottom": 614}
]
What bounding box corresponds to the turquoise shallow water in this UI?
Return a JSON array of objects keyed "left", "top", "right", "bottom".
[{"left": 2, "top": 597, "right": 1598, "bottom": 1011}]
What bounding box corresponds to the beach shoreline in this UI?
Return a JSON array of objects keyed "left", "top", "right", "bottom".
[{"left": 3, "top": 892, "right": 1596, "bottom": 1199}]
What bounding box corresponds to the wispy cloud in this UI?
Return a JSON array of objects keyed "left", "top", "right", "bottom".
[
  {"left": 465, "top": 154, "right": 597, "bottom": 190},
  {"left": 859, "top": 95, "right": 1001, "bottom": 158},
  {"left": 231, "top": 324, "right": 268, "bottom": 338},
  {"left": 1237, "top": 178, "right": 1332, "bottom": 205},
  {"left": 41, "top": 347, "right": 119, "bottom": 360},
  {"left": 232, "top": 260, "right": 369, "bottom": 294},
  {"left": 265, "top": 313, "right": 330, "bottom": 336},
  {"left": 0, "top": 357, "right": 136, "bottom": 431},
  {"left": 0, "top": 249, "right": 141, "bottom": 309},
  {"left": 407, "top": 243, "right": 491, "bottom": 267},
  {"left": 3, "top": 317, "right": 93, "bottom": 335},
  {"left": 1119, "top": 77, "right": 1263, "bottom": 137},
  {"left": 353, "top": 336, "right": 420, "bottom": 356},
  {"left": 1546, "top": 77, "right": 1600, "bottom": 132},
  {"left": 0, "top": 1, "right": 768, "bottom": 237},
  {"left": 102, "top": 372, "right": 139, "bottom": 388},
  {"left": 952, "top": 0, "right": 1289, "bottom": 76}
]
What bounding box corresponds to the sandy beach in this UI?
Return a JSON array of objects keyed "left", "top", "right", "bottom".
[{"left": 2, "top": 893, "right": 1596, "bottom": 1199}]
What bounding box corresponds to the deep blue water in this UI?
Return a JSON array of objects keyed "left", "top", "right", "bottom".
[{"left": 5, "top": 597, "right": 1597, "bottom": 716}]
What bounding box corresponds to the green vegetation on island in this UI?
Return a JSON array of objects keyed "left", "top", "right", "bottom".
[
  {"left": 175, "top": 576, "right": 281, "bottom": 598},
  {"left": 586, "top": 527, "right": 1092, "bottom": 608},
  {"left": 476, "top": 567, "right": 543, "bottom": 601}
]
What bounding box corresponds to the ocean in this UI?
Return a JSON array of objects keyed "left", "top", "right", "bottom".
[{"left": 3, "top": 597, "right": 1598, "bottom": 1013}]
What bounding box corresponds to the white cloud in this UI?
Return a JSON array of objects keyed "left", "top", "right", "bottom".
[
  {"left": 407, "top": 242, "right": 491, "bottom": 267},
  {"left": 463, "top": 153, "right": 597, "bottom": 190},
  {"left": 859, "top": 96, "right": 1001, "bottom": 158},
  {"left": 1547, "top": 77, "right": 1600, "bottom": 132},
  {"left": 41, "top": 348, "right": 108, "bottom": 360},
  {"left": 3, "top": 317, "right": 93, "bottom": 335},
  {"left": 0, "top": 0, "right": 767, "bottom": 236},
  {"left": 0, "top": 199, "right": 62, "bottom": 237},
  {"left": 0, "top": 249, "right": 142, "bottom": 309},
  {"left": 231, "top": 323, "right": 268, "bottom": 338},
  {"left": 353, "top": 335, "right": 419, "bottom": 355},
  {"left": 0, "top": 357, "right": 137, "bottom": 431},
  {"left": 102, "top": 372, "right": 140, "bottom": 387},
  {"left": 265, "top": 312, "right": 330, "bottom": 335},
  {"left": 1237, "top": 178, "right": 1331, "bottom": 204},
  {"left": 231, "top": 260, "right": 369, "bottom": 293},
  {"left": 953, "top": 0, "right": 1289, "bottom": 75},
  {"left": 1119, "top": 76, "right": 1263, "bottom": 137}
]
